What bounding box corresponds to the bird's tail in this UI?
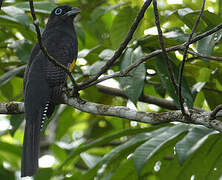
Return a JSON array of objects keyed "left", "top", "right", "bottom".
[
  {"left": 22, "top": 76, "right": 51, "bottom": 177},
  {"left": 21, "top": 119, "right": 41, "bottom": 177}
]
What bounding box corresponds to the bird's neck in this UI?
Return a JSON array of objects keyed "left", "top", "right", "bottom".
[{"left": 44, "top": 20, "right": 75, "bottom": 38}]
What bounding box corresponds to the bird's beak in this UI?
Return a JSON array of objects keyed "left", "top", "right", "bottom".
[{"left": 64, "top": 7, "right": 80, "bottom": 17}]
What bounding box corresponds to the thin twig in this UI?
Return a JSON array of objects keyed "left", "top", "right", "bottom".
[
  {"left": 210, "top": 104, "right": 222, "bottom": 120},
  {"left": 28, "top": 0, "right": 79, "bottom": 90},
  {"left": 78, "top": 0, "right": 152, "bottom": 90},
  {"left": 203, "top": 87, "right": 222, "bottom": 94},
  {"left": 82, "top": 72, "right": 128, "bottom": 88},
  {"left": 76, "top": 15, "right": 222, "bottom": 91},
  {"left": 190, "top": 23, "right": 222, "bottom": 45},
  {"left": 152, "top": 0, "right": 178, "bottom": 92},
  {"left": 183, "top": 49, "right": 222, "bottom": 61},
  {"left": 80, "top": 43, "right": 222, "bottom": 90},
  {"left": 178, "top": 0, "right": 206, "bottom": 116}
]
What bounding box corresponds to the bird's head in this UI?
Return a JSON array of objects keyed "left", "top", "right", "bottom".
[{"left": 47, "top": 5, "right": 80, "bottom": 27}]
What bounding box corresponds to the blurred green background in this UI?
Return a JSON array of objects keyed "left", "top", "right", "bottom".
[{"left": 1, "top": 0, "right": 222, "bottom": 179}]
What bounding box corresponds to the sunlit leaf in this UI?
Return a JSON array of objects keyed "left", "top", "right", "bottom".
[
  {"left": 175, "top": 126, "right": 215, "bottom": 164},
  {"left": 119, "top": 47, "right": 146, "bottom": 104},
  {"left": 133, "top": 124, "right": 189, "bottom": 175}
]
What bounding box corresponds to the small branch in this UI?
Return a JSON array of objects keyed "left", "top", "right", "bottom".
[
  {"left": 189, "top": 23, "right": 222, "bottom": 45},
  {"left": 78, "top": 0, "right": 152, "bottom": 90},
  {"left": 0, "top": 102, "right": 24, "bottom": 114},
  {"left": 178, "top": 0, "right": 206, "bottom": 117},
  {"left": 81, "top": 72, "right": 127, "bottom": 89},
  {"left": 28, "top": 0, "right": 79, "bottom": 90},
  {"left": 209, "top": 104, "right": 222, "bottom": 120},
  {"left": 88, "top": 44, "right": 222, "bottom": 90},
  {"left": 182, "top": 49, "right": 222, "bottom": 62},
  {"left": 152, "top": 0, "right": 178, "bottom": 93},
  {"left": 97, "top": 84, "right": 178, "bottom": 110},
  {"left": 203, "top": 87, "right": 222, "bottom": 94}
]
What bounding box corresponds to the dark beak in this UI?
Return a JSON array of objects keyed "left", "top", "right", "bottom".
[{"left": 65, "top": 7, "right": 80, "bottom": 17}]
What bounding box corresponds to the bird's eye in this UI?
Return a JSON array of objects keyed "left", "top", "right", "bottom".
[{"left": 55, "top": 8, "right": 62, "bottom": 15}]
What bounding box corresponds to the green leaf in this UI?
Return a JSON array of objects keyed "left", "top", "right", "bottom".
[
  {"left": 133, "top": 124, "right": 189, "bottom": 175},
  {"left": 0, "top": 15, "right": 35, "bottom": 41},
  {"left": 175, "top": 133, "right": 222, "bottom": 179},
  {"left": 173, "top": 8, "right": 207, "bottom": 31},
  {"left": 0, "top": 141, "right": 21, "bottom": 168},
  {"left": 197, "top": 30, "right": 222, "bottom": 58},
  {"left": 0, "top": 165, "right": 15, "bottom": 180},
  {"left": 110, "top": 6, "right": 139, "bottom": 48},
  {"left": 35, "top": 168, "right": 53, "bottom": 180},
  {"left": 80, "top": 153, "right": 102, "bottom": 168},
  {"left": 14, "top": 2, "right": 57, "bottom": 14},
  {"left": 90, "top": 2, "right": 126, "bottom": 22},
  {"left": 110, "top": 158, "right": 138, "bottom": 180},
  {"left": 0, "top": 65, "right": 26, "bottom": 87},
  {"left": 89, "top": 61, "right": 106, "bottom": 75},
  {"left": 138, "top": 30, "right": 189, "bottom": 49},
  {"left": 50, "top": 144, "right": 68, "bottom": 164},
  {"left": 2, "top": 6, "right": 31, "bottom": 27},
  {"left": 75, "top": 23, "right": 86, "bottom": 45},
  {"left": 99, "top": 49, "right": 115, "bottom": 61},
  {"left": 55, "top": 105, "right": 73, "bottom": 140},
  {"left": 197, "top": 67, "right": 212, "bottom": 82},
  {"left": 82, "top": 127, "right": 170, "bottom": 180},
  {"left": 9, "top": 114, "right": 24, "bottom": 136},
  {"left": 189, "top": 10, "right": 222, "bottom": 27},
  {"left": 175, "top": 126, "right": 215, "bottom": 164},
  {"left": 193, "top": 91, "right": 205, "bottom": 108},
  {"left": 155, "top": 55, "right": 194, "bottom": 108},
  {"left": 59, "top": 126, "right": 167, "bottom": 170},
  {"left": 119, "top": 47, "right": 146, "bottom": 104},
  {"left": 9, "top": 40, "right": 32, "bottom": 62}
]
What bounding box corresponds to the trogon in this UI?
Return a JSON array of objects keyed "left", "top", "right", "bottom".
[{"left": 22, "top": 5, "right": 80, "bottom": 177}]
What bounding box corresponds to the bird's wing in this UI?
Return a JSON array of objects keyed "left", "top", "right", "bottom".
[{"left": 23, "top": 43, "right": 40, "bottom": 92}]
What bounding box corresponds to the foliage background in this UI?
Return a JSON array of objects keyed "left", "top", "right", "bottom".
[{"left": 0, "top": 0, "right": 222, "bottom": 179}]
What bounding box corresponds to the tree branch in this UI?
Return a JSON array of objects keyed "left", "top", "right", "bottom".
[
  {"left": 82, "top": 43, "right": 222, "bottom": 89},
  {"left": 1, "top": 98, "right": 222, "bottom": 133},
  {"left": 152, "top": 0, "right": 178, "bottom": 93},
  {"left": 96, "top": 84, "right": 178, "bottom": 110},
  {"left": 87, "top": 24, "right": 222, "bottom": 89},
  {"left": 0, "top": 102, "right": 24, "bottom": 114},
  {"left": 78, "top": 0, "right": 152, "bottom": 90},
  {"left": 189, "top": 23, "right": 222, "bottom": 44},
  {"left": 210, "top": 104, "right": 222, "bottom": 120},
  {"left": 178, "top": 0, "right": 206, "bottom": 117}
]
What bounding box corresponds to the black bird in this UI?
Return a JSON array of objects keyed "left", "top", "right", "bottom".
[{"left": 22, "top": 5, "right": 80, "bottom": 177}]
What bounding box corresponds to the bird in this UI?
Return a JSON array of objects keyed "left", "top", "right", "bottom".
[{"left": 22, "top": 5, "right": 80, "bottom": 177}]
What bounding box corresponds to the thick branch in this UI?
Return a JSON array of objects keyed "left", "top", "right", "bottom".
[
  {"left": 96, "top": 85, "right": 178, "bottom": 110},
  {"left": 1, "top": 98, "right": 222, "bottom": 133},
  {"left": 0, "top": 102, "right": 24, "bottom": 114}
]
